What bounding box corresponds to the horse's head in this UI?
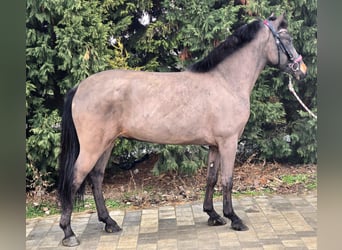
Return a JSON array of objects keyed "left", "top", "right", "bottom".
[{"left": 264, "top": 13, "right": 307, "bottom": 80}]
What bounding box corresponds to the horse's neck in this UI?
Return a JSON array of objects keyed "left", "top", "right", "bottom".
[{"left": 213, "top": 37, "right": 268, "bottom": 98}]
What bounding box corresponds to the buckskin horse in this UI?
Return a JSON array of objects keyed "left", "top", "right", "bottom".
[{"left": 58, "top": 13, "right": 307, "bottom": 246}]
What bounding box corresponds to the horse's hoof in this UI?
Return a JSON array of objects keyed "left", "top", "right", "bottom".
[
  {"left": 208, "top": 216, "right": 227, "bottom": 226},
  {"left": 62, "top": 235, "right": 80, "bottom": 247},
  {"left": 105, "top": 223, "right": 122, "bottom": 233},
  {"left": 231, "top": 220, "right": 249, "bottom": 231}
]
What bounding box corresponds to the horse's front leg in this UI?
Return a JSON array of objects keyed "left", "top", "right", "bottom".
[
  {"left": 203, "top": 146, "right": 226, "bottom": 226},
  {"left": 219, "top": 139, "right": 249, "bottom": 231}
]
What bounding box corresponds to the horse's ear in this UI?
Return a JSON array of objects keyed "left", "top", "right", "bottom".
[
  {"left": 273, "top": 12, "right": 287, "bottom": 30},
  {"left": 267, "top": 13, "right": 276, "bottom": 21}
]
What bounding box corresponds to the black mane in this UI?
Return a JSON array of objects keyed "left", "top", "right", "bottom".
[{"left": 189, "top": 19, "right": 262, "bottom": 73}]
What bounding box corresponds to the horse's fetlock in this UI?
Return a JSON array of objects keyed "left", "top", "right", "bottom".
[
  {"left": 203, "top": 207, "right": 212, "bottom": 213},
  {"left": 59, "top": 222, "right": 66, "bottom": 230},
  {"left": 224, "top": 211, "right": 240, "bottom": 222},
  {"left": 99, "top": 216, "right": 109, "bottom": 223}
]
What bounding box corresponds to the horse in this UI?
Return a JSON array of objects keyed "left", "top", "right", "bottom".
[{"left": 58, "top": 13, "right": 307, "bottom": 246}]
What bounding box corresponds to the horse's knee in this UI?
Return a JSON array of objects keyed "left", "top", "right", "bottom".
[
  {"left": 221, "top": 176, "right": 233, "bottom": 191},
  {"left": 206, "top": 175, "right": 218, "bottom": 187}
]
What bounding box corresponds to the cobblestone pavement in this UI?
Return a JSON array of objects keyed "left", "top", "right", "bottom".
[{"left": 26, "top": 191, "right": 317, "bottom": 250}]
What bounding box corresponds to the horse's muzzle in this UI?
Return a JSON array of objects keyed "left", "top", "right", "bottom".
[
  {"left": 289, "top": 55, "right": 307, "bottom": 80},
  {"left": 297, "top": 61, "right": 307, "bottom": 80}
]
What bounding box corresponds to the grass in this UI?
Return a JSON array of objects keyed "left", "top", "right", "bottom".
[
  {"left": 26, "top": 201, "right": 60, "bottom": 218},
  {"left": 233, "top": 188, "right": 273, "bottom": 197},
  {"left": 281, "top": 174, "right": 308, "bottom": 185},
  {"left": 201, "top": 173, "right": 317, "bottom": 199},
  {"left": 26, "top": 173, "right": 317, "bottom": 219},
  {"left": 26, "top": 197, "right": 127, "bottom": 219},
  {"left": 200, "top": 187, "right": 273, "bottom": 200},
  {"left": 305, "top": 181, "right": 317, "bottom": 190},
  {"left": 281, "top": 173, "right": 317, "bottom": 190}
]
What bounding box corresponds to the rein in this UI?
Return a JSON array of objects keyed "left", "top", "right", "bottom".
[{"left": 287, "top": 76, "right": 317, "bottom": 120}]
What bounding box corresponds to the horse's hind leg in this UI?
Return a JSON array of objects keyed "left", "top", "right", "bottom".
[
  {"left": 60, "top": 194, "right": 79, "bottom": 246},
  {"left": 203, "top": 146, "right": 227, "bottom": 226},
  {"left": 60, "top": 153, "right": 97, "bottom": 246},
  {"left": 60, "top": 147, "right": 110, "bottom": 246},
  {"left": 88, "top": 145, "right": 122, "bottom": 233}
]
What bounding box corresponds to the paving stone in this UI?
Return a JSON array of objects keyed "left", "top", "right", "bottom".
[
  {"left": 157, "top": 238, "right": 178, "bottom": 249},
  {"left": 121, "top": 225, "right": 140, "bottom": 236},
  {"left": 197, "top": 239, "right": 221, "bottom": 249},
  {"left": 219, "top": 239, "right": 241, "bottom": 248},
  {"left": 117, "top": 235, "right": 138, "bottom": 249},
  {"left": 177, "top": 239, "right": 198, "bottom": 249},
  {"left": 251, "top": 222, "right": 273, "bottom": 231},
  {"left": 159, "top": 218, "right": 177, "bottom": 230},
  {"left": 281, "top": 239, "right": 306, "bottom": 248},
  {"left": 140, "top": 226, "right": 158, "bottom": 234},
  {"left": 138, "top": 232, "right": 159, "bottom": 245},
  {"left": 302, "top": 237, "right": 317, "bottom": 250},
  {"left": 26, "top": 192, "right": 317, "bottom": 249},
  {"left": 96, "top": 240, "right": 117, "bottom": 250},
  {"left": 282, "top": 210, "right": 314, "bottom": 232},
  {"left": 26, "top": 239, "right": 40, "bottom": 250},
  {"left": 241, "top": 248, "right": 263, "bottom": 250},
  {"left": 176, "top": 231, "right": 196, "bottom": 241},
  {"left": 240, "top": 241, "right": 263, "bottom": 248},
  {"left": 260, "top": 238, "right": 282, "bottom": 245},
  {"left": 122, "top": 211, "right": 142, "bottom": 227},
  {"left": 255, "top": 231, "right": 278, "bottom": 240},
  {"left": 158, "top": 230, "right": 178, "bottom": 240},
  {"left": 137, "top": 243, "right": 157, "bottom": 250},
  {"left": 262, "top": 244, "right": 285, "bottom": 250},
  {"left": 239, "top": 197, "right": 255, "bottom": 206}
]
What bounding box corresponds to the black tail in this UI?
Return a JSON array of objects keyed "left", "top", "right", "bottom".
[{"left": 58, "top": 86, "right": 84, "bottom": 208}]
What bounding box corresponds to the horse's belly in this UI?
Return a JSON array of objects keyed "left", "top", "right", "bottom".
[{"left": 121, "top": 118, "right": 214, "bottom": 146}]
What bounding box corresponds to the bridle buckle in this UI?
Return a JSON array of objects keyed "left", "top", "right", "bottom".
[{"left": 288, "top": 54, "right": 302, "bottom": 72}]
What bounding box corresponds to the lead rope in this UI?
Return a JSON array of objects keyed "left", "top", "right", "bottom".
[{"left": 288, "top": 76, "right": 317, "bottom": 120}]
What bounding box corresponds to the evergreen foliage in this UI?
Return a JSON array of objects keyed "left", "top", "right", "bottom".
[
  {"left": 26, "top": 0, "right": 317, "bottom": 191},
  {"left": 26, "top": 0, "right": 112, "bottom": 189},
  {"left": 240, "top": 0, "right": 317, "bottom": 163}
]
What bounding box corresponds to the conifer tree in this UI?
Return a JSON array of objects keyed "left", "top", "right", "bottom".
[
  {"left": 26, "top": 0, "right": 317, "bottom": 190},
  {"left": 26, "top": 0, "right": 112, "bottom": 189}
]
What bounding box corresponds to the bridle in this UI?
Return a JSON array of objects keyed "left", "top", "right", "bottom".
[
  {"left": 264, "top": 19, "right": 315, "bottom": 119},
  {"left": 263, "top": 19, "right": 303, "bottom": 72}
]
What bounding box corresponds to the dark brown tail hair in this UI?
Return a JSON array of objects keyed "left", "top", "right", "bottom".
[{"left": 58, "top": 86, "right": 85, "bottom": 208}]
